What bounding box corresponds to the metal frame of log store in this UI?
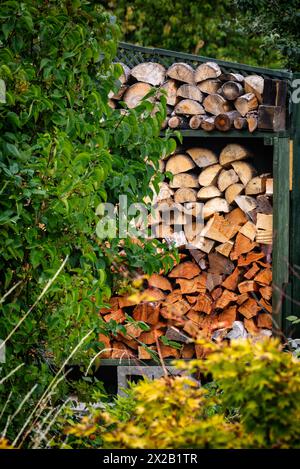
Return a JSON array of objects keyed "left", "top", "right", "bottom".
[{"left": 114, "top": 42, "right": 296, "bottom": 338}]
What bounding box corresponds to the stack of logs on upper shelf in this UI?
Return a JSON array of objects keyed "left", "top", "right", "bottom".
[
  {"left": 99, "top": 143, "right": 274, "bottom": 360},
  {"left": 109, "top": 61, "right": 287, "bottom": 132}
]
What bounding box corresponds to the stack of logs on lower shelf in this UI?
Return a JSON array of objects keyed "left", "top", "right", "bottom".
[
  {"left": 109, "top": 60, "right": 287, "bottom": 132},
  {"left": 99, "top": 143, "right": 273, "bottom": 360}
]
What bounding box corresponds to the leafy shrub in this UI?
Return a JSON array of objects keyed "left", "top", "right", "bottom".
[
  {"left": 64, "top": 338, "right": 300, "bottom": 449},
  {"left": 0, "top": 0, "right": 176, "bottom": 444}
]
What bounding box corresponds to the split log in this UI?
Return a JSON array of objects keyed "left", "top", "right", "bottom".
[
  {"left": 239, "top": 220, "right": 257, "bottom": 241},
  {"left": 219, "top": 143, "right": 251, "bottom": 167},
  {"left": 259, "top": 298, "right": 272, "bottom": 313},
  {"left": 174, "top": 99, "right": 205, "bottom": 115},
  {"left": 256, "top": 213, "right": 272, "bottom": 245},
  {"left": 133, "top": 303, "right": 160, "bottom": 325},
  {"left": 187, "top": 235, "right": 215, "bottom": 253},
  {"left": 177, "top": 84, "right": 203, "bottom": 101},
  {"left": 169, "top": 172, "right": 199, "bottom": 188},
  {"left": 203, "top": 197, "right": 230, "bottom": 218},
  {"left": 254, "top": 268, "right": 272, "bottom": 286},
  {"left": 215, "top": 290, "right": 238, "bottom": 309},
  {"left": 246, "top": 112, "right": 258, "bottom": 133},
  {"left": 195, "top": 62, "right": 222, "bottom": 82},
  {"left": 234, "top": 195, "right": 257, "bottom": 215},
  {"left": 211, "top": 287, "right": 223, "bottom": 300},
  {"left": 198, "top": 163, "right": 222, "bottom": 186},
  {"left": 259, "top": 285, "right": 272, "bottom": 301},
  {"left": 234, "top": 93, "right": 258, "bottom": 116},
  {"left": 244, "top": 263, "right": 260, "bottom": 280},
  {"left": 244, "top": 318, "right": 260, "bottom": 334},
  {"left": 197, "top": 185, "right": 222, "bottom": 200},
  {"left": 257, "top": 313, "right": 272, "bottom": 329},
  {"left": 168, "top": 261, "right": 200, "bottom": 279},
  {"left": 183, "top": 320, "right": 200, "bottom": 337},
  {"left": 244, "top": 75, "right": 264, "bottom": 103},
  {"left": 202, "top": 213, "right": 239, "bottom": 243},
  {"left": 234, "top": 116, "right": 247, "bottom": 130},
  {"left": 154, "top": 182, "right": 174, "bottom": 202},
  {"left": 187, "top": 147, "right": 218, "bottom": 168},
  {"left": 258, "top": 105, "right": 286, "bottom": 131},
  {"left": 221, "top": 81, "right": 244, "bottom": 101},
  {"left": 165, "top": 290, "right": 182, "bottom": 304},
  {"left": 222, "top": 267, "right": 240, "bottom": 291},
  {"left": 138, "top": 345, "right": 156, "bottom": 360},
  {"left": 225, "top": 183, "right": 244, "bottom": 205},
  {"left": 245, "top": 176, "right": 266, "bottom": 195},
  {"left": 230, "top": 232, "right": 257, "bottom": 259},
  {"left": 237, "top": 293, "right": 249, "bottom": 305},
  {"left": 165, "top": 326, "right": 189, "bottom": 343},
  {"left": 174, "top": 187, "right": 197, "bottom": 203},
  {"left": 238, "top": 280, "right": 258, "bottom": 294},
  {"left": 104, "top": 309, "right": 126, "bottom": 323},
  {"left": 197, "top": 78, "right": 222, "bottom": 94},
  {"left": 160, "top": 299, "right": 190, "bottom": 319},
  {"left": 165, "top": 154, "right": 195, "bottom": 175},
  {"left": 214, "top": 110, "right": 241, "bottom": 131},
  {"left": 160, "top": 79, "right": 178, "bottom": 106},
  {"left": 184, "top": 221, "right": 203, "bottom": 243},
  {"left": 131, "top": 62, "right": 166, "bottom": 86},
  {"left": 238, "top": 251, "right": 265, "bottom": 266},
  {"left": 215, "top": 240, "right": 234, "bottom": 257},
  {"left": 217, "top": 305, "right": 237, "bottom": 328},
  {"left": 123, "top": 82, "right": 152, "bottom": 108},
  {"left": 193, "top": 293, "right": 213, "bottom": 314},
  {"left": 231, "top": 162, "right": 256, "bottom": 186},
  {"left": 111, "top": 342, "right": 135, "bottom": 359},
  {"left": 139, "top": 329, "right": 164, "bottom": 345},
  {"left": 206, "top": 273, "right": 223, "bottom": 292},
  {"left": 168, "top": 115, "right": 189, "bottom": 129},
  {"left": 203, "top": 94, "right": 231, "bottom": 115},
  {"left": 217, "top": 168, "right": 239, "bottom": 192},
  {"left": 220, "top": 72, "right": 244, "bottom": 83},
  {"left": 148, "top": 273, "right": 172, "bottom": 291},
  {"left": 167, "top": 62, "right": 195, "bottom": 84},
  {"left": 176, "top": 275, "right": 207, "bottom": 294},
  {"left": 238, "top": 298, "right": 260, "bottom": 319},
  {"left": 225, "top": 207, "right": 248, "bottom": 226},
  {"left": 208, "top": 252, "right": 235, "bottom": 275},
  {"left": 256, "top": 195, "right": 273, "bottom": 215},
  {"left": 189, "top": 115, "right": 203, "bottom": 129},
  {"left": 265, "top": 178, "right": 273, "bottom": 196},
  {"left": 200, "top": 116, "right": 215, "bottom": 131}
]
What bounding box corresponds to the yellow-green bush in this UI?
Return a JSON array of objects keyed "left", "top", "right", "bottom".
[{"left": 63, "top": 338, "right": 300, "bottom": 449}]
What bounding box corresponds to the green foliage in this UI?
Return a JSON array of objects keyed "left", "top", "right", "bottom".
[
  {"left": 0, "top": 0, "right": 176, "bottom": 443},
  {"left": 64, "top": 339, "right": 300, "bottom": 449},
  {"left": 102, "top": 0, "right": 282, "bottom": 68},
  {"left": 234, "top": 0, "right": 300, "bottom": 70}
]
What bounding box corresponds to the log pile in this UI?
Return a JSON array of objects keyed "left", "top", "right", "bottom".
[
  {"left": 99, "top": 143, "right": 273, "bottom": 360},
  {"left": 109, "top": 62, "right": 287, "bottom": 132}
]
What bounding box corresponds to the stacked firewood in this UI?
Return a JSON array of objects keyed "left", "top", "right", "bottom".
[
  {"left": 109, "top": 61, "right": 287, "bottom": 132},
  {"left": 99, "top": 143, "right": 273, "bottom": 360}
]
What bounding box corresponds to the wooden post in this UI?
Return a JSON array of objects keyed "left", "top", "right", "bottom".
[
  {"left": 273, "top": 136, "right": 290, "bottom": 336},
  {"left": 290, "top": 72, "right": 300, "bottom": 336}
]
